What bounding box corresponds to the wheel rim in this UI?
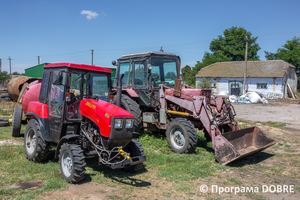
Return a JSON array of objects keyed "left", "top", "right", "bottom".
[
  {"left": 170, "top": 127, "right": 185, "bottom": 149},
  {"left": 62, "top": 151, "right": 73, "bottom": 177},
  {"left": 26, "top": 128, "right": 36, "bottom": 154}
]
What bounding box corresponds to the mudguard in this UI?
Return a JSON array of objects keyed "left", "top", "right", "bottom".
[
  {"left": 25, "top": 112, "right": 51, "bottom": 142},
  {"left": 80, "top": 99, "right": 134, "bottom": 138},
  {"left": 55, "top": 135, "right": 80, "bottom": 158}
]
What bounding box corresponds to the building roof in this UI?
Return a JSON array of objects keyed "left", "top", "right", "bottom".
[{"left": 195, "top": 60, "right": 296, "bottom": 78}]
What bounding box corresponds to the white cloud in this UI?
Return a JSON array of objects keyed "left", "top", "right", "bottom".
[
  {"left": 80, "top": 10, "right": 99, "bottom": 20},
  {"left": 102, "top": 11, "right": 106, "bottom": 16}
]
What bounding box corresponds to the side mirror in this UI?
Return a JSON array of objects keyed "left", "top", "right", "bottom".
[
  {"left": 112, "top": 60, "right": 117, "bottom": 66},
  {"left": 147, "top": 64, "right": 152, "bottom": 72}
]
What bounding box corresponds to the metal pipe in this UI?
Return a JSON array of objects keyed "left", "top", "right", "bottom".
[
  {"left": 116, "top": 73, "right": 124, "bottom": 107},
  {"left": 167, "top": 110, "right": 191, "bottom": 117}
]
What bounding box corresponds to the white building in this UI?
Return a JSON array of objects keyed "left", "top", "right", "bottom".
[{"left": 195, "top": 60, "right": 297, "bottom": 97}]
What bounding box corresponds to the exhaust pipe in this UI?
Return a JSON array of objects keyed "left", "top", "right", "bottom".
[{"left": 116, "top": 73, "right": 124, "bottom": 107}]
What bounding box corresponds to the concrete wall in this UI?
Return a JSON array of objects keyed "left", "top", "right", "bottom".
[{"left": 196, "top": 77, "right": 283, "bottom": 96}]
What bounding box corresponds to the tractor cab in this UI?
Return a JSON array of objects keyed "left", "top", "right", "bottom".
[
  {"left": 113, "top": 52, "right": 180, "bottom": 106},
  {"left": 39, "top": 63, "right": 113, "bottom": 143}
]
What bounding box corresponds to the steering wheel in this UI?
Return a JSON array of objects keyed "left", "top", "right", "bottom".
[{"left": 151, "top": 73, "right": 160, "bottom": 82}]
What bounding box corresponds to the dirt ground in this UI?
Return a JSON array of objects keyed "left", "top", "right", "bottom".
[
  {"left": 2, "top": 101, "right": 300, "bottom": 200},
  {"left": 233, "top": 101, "right": 300, "bottom": 131},
  {"left": 40, "top": 101, "right": 300, "bottom": 200}
]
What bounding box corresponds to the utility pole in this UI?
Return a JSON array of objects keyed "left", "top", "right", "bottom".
[
  {"left": 243, "top": 35, "right": 248, "bottom": 94},
  {"left": 0, "top": 58, "right": 2, "bottom": 73},
  {"left": 91, "top": 49, "right": 94, "bottom": 65},
  {"left": 8, "top": 56, "right": 12, "bottom": 78},
  {"left": 37, "top": 56, "right": 40, "bottom": 65}
]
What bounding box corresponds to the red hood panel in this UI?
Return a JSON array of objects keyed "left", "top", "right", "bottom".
[
  {"left": 79, "top": 99, "right": 134, "bottom": 138},
  {"left": 81, "top": 99, "right": 134, "bottom": 118}
]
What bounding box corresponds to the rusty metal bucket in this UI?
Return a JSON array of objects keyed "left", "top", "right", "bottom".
[{"left": 214, "top": 126, "right": 276, "bottom": 165}]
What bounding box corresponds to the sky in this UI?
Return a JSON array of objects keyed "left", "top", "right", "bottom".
[{"left": 1, "top": 0, "right": 300, "bottom": 74}]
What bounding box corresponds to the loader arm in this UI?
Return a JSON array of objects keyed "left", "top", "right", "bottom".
[{"left": 159, "top": 84, "right": 276, "bottom": 165}]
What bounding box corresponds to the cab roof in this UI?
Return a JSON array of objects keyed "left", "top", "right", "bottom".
[
  {"left": 44, "top": 63, "right": 112, "bottom": 73},
  {"left": 122, "top": 51, "right": 176, "bottom": 57}
]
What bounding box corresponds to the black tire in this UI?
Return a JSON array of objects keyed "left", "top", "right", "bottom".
[
  {"left": 0, "top": 93, "right": 9, "bottom": 98},
  {"left": 12, "top": 106, "right": 23, "bottom": 137},
  {"left": 59, "top": 143, "right": 86, "bottom": 183},
  {"left": 120, "top": 94, "right": 142, "bottom": 132},
  {"left": 166, "top": 118, "right": 198, "bottom": 153},
  {"left": 0, "top": 97, "right": 10, "bottom": 101},
  {"left": 24, "top": 119, "right": 50, "bottom": 162},
  {"left": 122, "top": 139, "right": 145, "bottom": 173},
  {"left": 0, "top": 120, "right": 9, "bottom": 127}
]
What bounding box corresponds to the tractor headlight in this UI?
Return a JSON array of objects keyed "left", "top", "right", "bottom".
[
  {"left": 125, "top": 119, "right": 133, "bottom": 128},
  {"left": 114, "top": 119, "right": 123, "bottom": 129}
]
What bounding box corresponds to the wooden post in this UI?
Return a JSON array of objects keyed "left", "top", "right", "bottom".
[{"left": 243, "top": 35, "right": 248, "bottom": 94}]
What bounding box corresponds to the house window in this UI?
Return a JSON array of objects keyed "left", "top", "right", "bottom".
[{"left": 257, "top": 83, "right": 267, "bottom": 89}]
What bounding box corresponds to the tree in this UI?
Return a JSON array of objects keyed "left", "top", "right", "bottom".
[
  {"left": 203, "top": 26, "right": 260, "bottom": 64},
  {"left": 187, "top": 61, "right": 207, "bottom": 86},
  {"left": 12, "top": 71, "right": 21, "bottom": 75},
  {"left": 0, "top": 71, "right": 11, "bottom": 82},
  {"left": 197, "top": 78, "right": 212, "bottom": 89},
  {"left": 165, "top": 72, "right": 176, "bottom": 79},
  {"left": 181, "top": 65, "right": 191, "bottom": 82},
  {"left": 187, "top": 26, "right": 261, "bottom": 87},
  {"left": 265, "top": 36, "right": 300, "bottom": 78}
]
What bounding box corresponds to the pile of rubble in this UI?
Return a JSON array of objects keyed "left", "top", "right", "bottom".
[{"left": 229, "top": 92, "right": 269, "bottom": 104}]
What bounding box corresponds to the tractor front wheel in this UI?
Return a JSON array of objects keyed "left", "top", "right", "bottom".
[
  {"left": 166, "top": 118, "right": 198, "bottom": 153},
  {"left": 24, "top": 119, "right": 50, "bottom": 162},
  {"left": 59, "top": 143, "right": 86, "bottom": 183},
  {"left": 123, "top": 139, "right": 145, "bottom": 173}
]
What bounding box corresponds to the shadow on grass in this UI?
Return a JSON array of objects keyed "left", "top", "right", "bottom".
[
  {"left": 139, "top": 129, "right": 165, "bottom": 140},
  {"left": 196, "top": 134, "right": 214, "bottom": 154},
  {"left": 83, "top": 157, "right": 151, "bottom": 187},
  {"left": 228, "top": 152, "right": 274, "bottom": 167}
]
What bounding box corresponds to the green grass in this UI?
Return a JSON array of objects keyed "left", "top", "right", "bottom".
[
  {"left": 0, "top": 126, "right": 226, "bottom": 199},
  {"left": 0, "top": 100, "right": 298, "bottom": 199},
  {"left": 139, "top": 131, "right": 226, "bottom": 181},
  {"left": 0, "top": 144, "right": 69, "bottom": 200},
  {"left": 254, "top": 121, "right": 286, "bottom": 128}
]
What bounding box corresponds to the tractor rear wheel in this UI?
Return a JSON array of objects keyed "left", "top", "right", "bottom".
[
  {"left": 24, "top": 119, "right": 50, "bottom": 162},
  {"left": 59, "top": 142, "right": 86, "bottom": 183},
  {"left": 120, "top": 94, "right": 142, "bottom": 132},
  {"left": 166, "top": 118, "right": 198, "bottom": 153},
  {"left": 122, "top": 139, "right": 145, "bottom": 173},
  {"left": 12, "top": 106, "right": 23, "bottom": 137}
]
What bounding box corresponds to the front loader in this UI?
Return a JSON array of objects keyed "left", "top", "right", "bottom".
[
  {"left": 18, "top": 63, "right": 146, "bottom": 183},
  {"left": 112, "top": 52, "right": 276, "bottom": 165}
]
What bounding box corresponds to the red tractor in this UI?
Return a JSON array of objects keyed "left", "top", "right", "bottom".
[
  {"left": 112, "top": 52, "right": 276, "bottom": 165},
  {"left": 18, "top": 63, "right": 145, "bottom": 183}
]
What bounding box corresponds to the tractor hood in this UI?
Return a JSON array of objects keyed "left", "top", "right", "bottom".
[
  {"left": 80, "top": 99, "right": 134, "bottom": 118},
  {"left": 80, "top": 99, "right": 134, "bottom": 138}
]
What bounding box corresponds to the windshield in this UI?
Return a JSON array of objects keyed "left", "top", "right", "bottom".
[
  {"left": 151, "top": 58, "right": 177, "bottom": 87},
  {"left": 116, "top": 62, "right": 131, "bottom": 87},
  {"left": 90, "top": 73, "right": 109, "bottom": 101},
  {"left": 70, "top": 71, "right": 109, "bottom": 102}
]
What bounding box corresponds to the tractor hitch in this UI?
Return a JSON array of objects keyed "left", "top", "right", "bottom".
[{"left": 109, "top": 155, "right": 146, "bottom": 169}]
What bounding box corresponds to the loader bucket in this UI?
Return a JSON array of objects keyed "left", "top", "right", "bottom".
[{"left": 214, "top": 126, "right": 276, "bottom": 165}]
